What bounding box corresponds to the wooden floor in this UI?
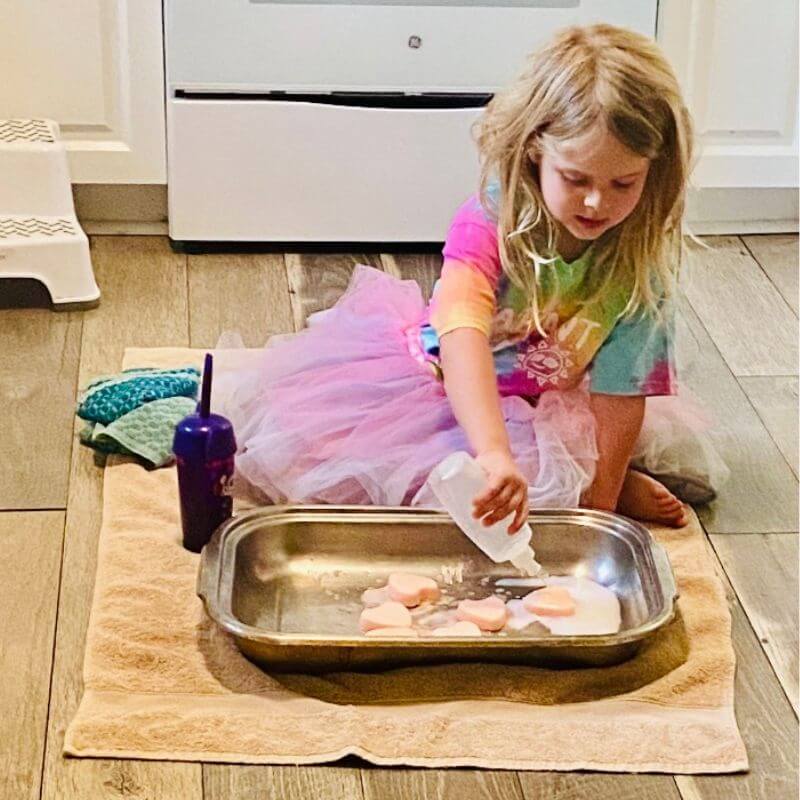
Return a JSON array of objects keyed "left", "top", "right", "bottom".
[{"left": 1, "top": 234, "right": 798, "bottom": 800}]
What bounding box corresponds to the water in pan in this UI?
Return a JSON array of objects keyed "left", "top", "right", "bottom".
[{"left": 250, "top": 564, "right": 620, "bottom": 638}]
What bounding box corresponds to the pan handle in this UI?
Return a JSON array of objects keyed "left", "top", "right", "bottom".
[
  {"left": 651, "top": 540, "right": 679, "bottom": 603},
  {"left": 196, "top": 530, "right": 222, "bottom": 602}
]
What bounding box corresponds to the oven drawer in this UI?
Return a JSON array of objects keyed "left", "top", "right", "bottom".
[
  {"left": 165, "top": 0, "right": 657, "bottom": 94},
  {"left": 167, "top": 97, "right": 483, "bottom": 242}
]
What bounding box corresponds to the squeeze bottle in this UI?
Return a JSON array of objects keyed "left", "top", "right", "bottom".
[{"left": 428, "top": 451, "right": 542, "bottom": 575}]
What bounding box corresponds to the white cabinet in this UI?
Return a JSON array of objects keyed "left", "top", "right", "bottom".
[
  {"left": 659, "top": 0, "right": 798, "bottom": 189},
  {"left": 659, "top": 0, "right": 798, "bottom": 231},
  {"left": 0, "top": 0, "right": 166, "bottom": 184}
]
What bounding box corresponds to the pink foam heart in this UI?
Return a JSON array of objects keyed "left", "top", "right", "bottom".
[
  {"left": 361, "top": 586, "right": 390, "bottom": 607},
  {"left": 455, "top": 596, "right": 508, "bottom": 631},
  {"left": 358, "top": 601, "right": 413, "bottom": 633},
  {"left": 431, "top": 620, "right": 483, "bottom": 637},
  {"left": 364, "top": 626, "right": 419, "bottom": 638},
  {"left": 387, "top": 573, "right": 441, "bottom": 607},
  {"left": 522, "top": 586, "right": 576, "bottom": 617}
]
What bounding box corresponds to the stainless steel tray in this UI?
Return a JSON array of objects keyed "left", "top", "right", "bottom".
[{"left": 198, "top": 505, "right": 678, "bottom": 672}]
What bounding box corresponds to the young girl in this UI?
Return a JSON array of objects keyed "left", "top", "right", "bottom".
[{"left": 221, "top": 24, "right": 726, "bottom": 531}]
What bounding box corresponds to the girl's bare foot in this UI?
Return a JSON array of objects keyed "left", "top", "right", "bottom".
[{"left": 616, "top": 469, "right": 688, "bottom": 527}]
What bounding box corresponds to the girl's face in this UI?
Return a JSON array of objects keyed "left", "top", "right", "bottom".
[{"left": 534, "top": 123, "right": 651, "bottom": 257}]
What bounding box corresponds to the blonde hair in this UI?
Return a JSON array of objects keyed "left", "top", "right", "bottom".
[{"left": 475, "top": 24, "right": 694, "bottom": 333}]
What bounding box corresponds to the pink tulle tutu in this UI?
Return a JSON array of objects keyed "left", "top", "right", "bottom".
[{"left": 217, "top": 265, "right": 727, "bottom": 508}]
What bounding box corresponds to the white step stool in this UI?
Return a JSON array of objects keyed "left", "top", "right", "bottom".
[{"left": 0, "top": 119, "right": 99, "bottom": 308}]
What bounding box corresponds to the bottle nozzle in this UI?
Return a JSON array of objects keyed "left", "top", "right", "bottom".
[{"left": 509, "top": 547, "right": 544, "bottom": 577}]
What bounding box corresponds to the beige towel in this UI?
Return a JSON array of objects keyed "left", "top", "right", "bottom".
[{"left": 63, "top": 347, "right": 747, "bottom": 772}]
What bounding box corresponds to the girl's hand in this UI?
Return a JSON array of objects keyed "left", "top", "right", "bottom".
[{"left": 473, "top": 449, "right": 530, "bottom": 534}]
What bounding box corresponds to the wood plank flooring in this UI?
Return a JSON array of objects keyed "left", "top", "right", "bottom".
[
  {"left": 678, "top": 302, "right": 798, "bottom": 534},
  {"left": 0, "top": 512, "right": 63, "bottom": 800},
  {"left": 738, "top": 376, "right": 798, "bottom": 477},
  {"left": 682, "top": 236, "right": 797, "bottom": 377},
  {"left": 0, "top": 234, "right": 796, "bottom": 800},
  {"left": 0, "top": 308, "right": 81, "bottom": 509}
]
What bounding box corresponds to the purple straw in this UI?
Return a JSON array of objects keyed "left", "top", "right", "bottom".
[{"left": 200, "top": 352, "right": 213, "bottom": 418}]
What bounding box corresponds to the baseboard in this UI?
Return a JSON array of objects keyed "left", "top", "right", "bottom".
[
  {"left": 82, "top": 220, "right": 169, "bottom": 235},
  {"left": 73, "top": 184, "right": 798, "bottom": 237},
  {"left": 73, "top": 184, "right": 167, "bottom": 234},
  {"left": 685, "top": 187, "right": 798, "bottom": 234},
  {"left": 686, "top": 220, "right": 798, "bottom": 234}
]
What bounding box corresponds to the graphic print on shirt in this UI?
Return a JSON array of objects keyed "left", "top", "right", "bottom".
[
  {"left": 510, "top": 309, "right": 608, "bottom": 390},
  {"left": 423, "top": 187, "right": 677, "bottom": 398}
]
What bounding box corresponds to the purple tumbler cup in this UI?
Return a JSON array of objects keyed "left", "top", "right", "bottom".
[{"left": 173, "top": 353, "right": 236, "bottom": 553}]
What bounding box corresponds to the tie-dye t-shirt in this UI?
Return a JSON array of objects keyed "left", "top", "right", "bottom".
[{"left": 418, "top": 188, "right": 676, "bottom": 398}]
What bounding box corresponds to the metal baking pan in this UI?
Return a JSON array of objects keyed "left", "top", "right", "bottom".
[{"left": 197, "top": 505, "right": 678, "bottom": 672}]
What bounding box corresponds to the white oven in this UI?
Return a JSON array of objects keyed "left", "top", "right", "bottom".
[{"left": 165, "top": 0, "right": 658, "bottom": 243}]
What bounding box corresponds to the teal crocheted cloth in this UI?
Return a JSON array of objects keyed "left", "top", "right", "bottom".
[
  {"left": 77, "top": 367, "right": 200, "bottom": 425},
  {"left": 80, "top": 396, "right": 197, "bottom": 468},
  {"left": 77, "top": 366, "right": 200, "bottom": 468}
]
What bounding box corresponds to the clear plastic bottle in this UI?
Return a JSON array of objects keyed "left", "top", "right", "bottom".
[{"left": 427, "top": 451, "right": 543, "bottom": 575}]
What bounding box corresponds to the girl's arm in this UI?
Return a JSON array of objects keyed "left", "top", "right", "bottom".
[
  {"left": 583, "top": 393, "right": 645, "bottom": 510},
  {"left": 439, "top": 327, "right": 529, "bottom": 532}
]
